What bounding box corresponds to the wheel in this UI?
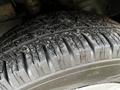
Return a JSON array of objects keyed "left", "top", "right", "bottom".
[{"left": 0, "top": 11, "right": 120, "bottom": 90}]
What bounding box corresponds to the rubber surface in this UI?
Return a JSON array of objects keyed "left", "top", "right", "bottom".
[{"left": 0, "top": 11, "right": 120, "bottom": 90}]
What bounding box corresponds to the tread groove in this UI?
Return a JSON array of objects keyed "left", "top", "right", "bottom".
[
  {"left": 81, "top": 33, "right": 95, "bottom": 53},
  {"left": 21, "top": 53, "right": 28, "bottom": 74},
  {"left": 3, "top": 61, "right": 9, "bottom": 83},
  {"left": 0, "top": 11, "right": 120, "bottom": 89},
  {"left": 101, "top": 34, "right": 113, "bottom": 52},
  {"left": 62, "top": 38, "right": 74, "bottom": 55}
]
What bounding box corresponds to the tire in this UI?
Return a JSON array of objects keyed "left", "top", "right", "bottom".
[{"left": 0, "top": 11, "right": 120, "bottom": 90}]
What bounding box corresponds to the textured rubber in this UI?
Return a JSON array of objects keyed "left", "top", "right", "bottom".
[{"left": 0, "top": 11, "right": 120, "bottom": 90}]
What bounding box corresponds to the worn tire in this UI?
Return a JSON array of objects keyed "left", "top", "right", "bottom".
[{"left": 0, "top": 11, "right": 120, "bottom": 90}]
